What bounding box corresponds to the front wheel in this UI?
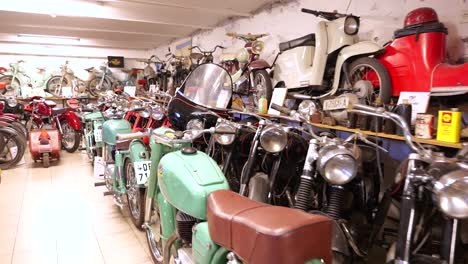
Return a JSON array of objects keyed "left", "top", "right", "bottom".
[
  {"left": 0, "top": 75, "right": 20, "bottom": 96},
  {"left": 88, "top": 77, "right": 111, "bottom": 96},
  {"left": 46, "top": 75, "right": 69, "bottom": 96},
  {"left": 124, "top": 159, "right": 145, "bottom": 229},
  {"left": 60, "top": 121, "right": 80, "bottom": 153},
  {"left": 251, "top": 70, "right": 273, "bottom": 107},
  {"left": 145, "top": 190, "right": 164, "bottom": 264},
  {"left": 347, "top": 57, "right": 392, "bottom": 104}
]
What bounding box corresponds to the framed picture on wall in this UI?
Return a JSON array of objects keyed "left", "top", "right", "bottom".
[{"left": 107, "top": 56, "right": 124, "bottom": 68}]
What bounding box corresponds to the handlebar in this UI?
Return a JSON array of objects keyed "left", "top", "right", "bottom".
[
  {"left": 190, "top": 45, "right": 225, "bottom": 54},
  {"left": 116, "top": 127, "right": 236, "bottom": 143},
  {"left": 301, "top": 8, "right": 346, "bottom": 20}
]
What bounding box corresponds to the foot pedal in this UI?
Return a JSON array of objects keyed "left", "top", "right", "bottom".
[
  {"left": 94, "top": 182, "right": 106, "bottom": 187},
  {"left": 103, "top": 191, "right": 113, "bottom": 196}
]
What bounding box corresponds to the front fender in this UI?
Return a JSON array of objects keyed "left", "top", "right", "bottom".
[
  {"left": 61, "top": 111, "right": 82, "bottom": 130},
  {"left": 248, "top": 59, "right": 270, "bottom": 71},
  {"left": 127, "top": 140, "right": 150, "bottom": 187},
  {"left": 332, "top": 41, "right": 383, "bottom": 89}
]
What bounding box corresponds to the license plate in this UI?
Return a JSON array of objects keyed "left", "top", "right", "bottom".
[
  {"left": 94, "top": 129, "right": 103, "bottom": 142},
  {"left": 133, "top": 161, "right": 151, "bottom": 185},
  {"left": 323, "top": 97, "right": 349, "bottom": 111}
]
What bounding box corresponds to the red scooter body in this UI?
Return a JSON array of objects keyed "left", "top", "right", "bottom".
[
  {"left": 29, "top": 129, "right": 61, "bottom": 167},
  {"left": 378, "top": 7, "right": 468, "bottom": 97}
]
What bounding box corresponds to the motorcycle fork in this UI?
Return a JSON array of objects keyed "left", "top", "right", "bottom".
[
  {"left": 144, "top": 143, "right": 166, "bottom": 223},
  {"left": 267, "top": 154, "right": 281, "bottom": 204},
  {"left": 441, "top": 218, "right": 458, "bottom": 264},
  {"left": 55, "top": 116, "right": 63, "bottom": 134},
  {"left": 239, "top": 120, "right": 265, "bottom": 196},
  {"left": 395, "top": 159, "right": 417, "bottom": 263}
]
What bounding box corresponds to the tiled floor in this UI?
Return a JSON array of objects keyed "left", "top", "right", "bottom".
[{"left": 0, "top": 151, "right": 152, "bottom": 264}]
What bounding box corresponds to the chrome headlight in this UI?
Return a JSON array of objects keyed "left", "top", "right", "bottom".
[
  {"left": 6, "top": 98, "right": 17, "bottom": 107},
  {"left": 186, "top": 118, "right": 204, "bottom": 130},
  {"left": 317, "top": 145, "right": 358, "bottom": 185},
  {"left": 298, "top": 100, "right": 317, "bottom": 120},
  {"left": 214, "top": 121, "right": 236, "bottom": 145},
  {"left": 139, "top": 110, "right": 150, "bottom": 118},
  {"left": 344, "top": 16, "right": 360, "bottom": 35},
  {"left": 260, "top": 125, "right": 287, "bottom": 153},
  {"left": 434, "top": 169, "right": 468, "bottom": 219},
  {"left": 151, "top": 105, "right": 164, "bottom": 121},
  {"left": 251, "top": 41, "right": 265, "bottom": 55}
]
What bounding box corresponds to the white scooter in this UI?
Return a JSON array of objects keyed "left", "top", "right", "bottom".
[{"left": 272, "top": 8, "right": 391, "bottom": 105}]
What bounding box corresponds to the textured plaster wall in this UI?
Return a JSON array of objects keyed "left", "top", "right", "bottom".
[{"left": 150, "top": 0, "right": 468, "bottom": 66}]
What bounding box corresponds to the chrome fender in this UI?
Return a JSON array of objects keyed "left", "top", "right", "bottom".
[{"left": 331, "top": 41, "right": 383, "bottom": 91}]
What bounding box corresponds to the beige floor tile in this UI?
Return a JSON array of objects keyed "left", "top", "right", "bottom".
[
  {"left": 13, "top": 234, "right": 56, "bottom": 253},
  {"left": 101, "top": 245, "right": 150, "bottom": 264},
  {"left": 0, "top": 253, "right": 12, "bottom": 264},
  {"left": 12, "top": 251, "right": 57, "bottom": 264},
  {"left": 57, "top": 252, "right": 104, "bottom": 264},
  {"left": 0, "top": 235, "right": 15, "bottom": 255}
]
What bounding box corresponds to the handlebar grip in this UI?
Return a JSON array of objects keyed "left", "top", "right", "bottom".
[
  {"left": 81, "top": 108, "right": 94, "bottom": 113},
  {"left": 271, "top": 103, "right": 292, "bottom": 115},
  {"left": 301, "top": 8, "right": 318, "bottom": 15},
  {"left": 116, "top": 132, "right": 147, "bottom": 141}
]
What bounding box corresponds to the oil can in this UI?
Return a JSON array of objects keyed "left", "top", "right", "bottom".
[{"left": 436, "top": 108, "right": 462, "bottom": 143}]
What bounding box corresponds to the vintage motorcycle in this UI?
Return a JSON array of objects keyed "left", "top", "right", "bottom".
[
  {"left": 45, "top": 61, "right": 89, "bottom": 97},
  {"left": 271, "top": 8, "right": 391, "bottom": 104},
  {"left": 0, "top": 61, "right": 53, "bottom": 96},
  {"left": 24, "top": 97, "right": 82, "bottom": 152},
  {"left": 80, "top": 103, "right": 106, "bottom": 162},
  {"left": 0, "top": 120, "right": 27, "bottom": 170},
  {"left": 345, "top": 104, "right": 468, "bottom": 264},
  {"left": 377, "top": 7, "right": 468, "bottom": 99},
  {"left": 0, "top": 97, "right": 28, "bottom": 137},
  {"left": 117, "top": 125, "right": 333, "bottom": 264},
  {"left": 220, "top": 33, "right": 272, "bottom": 107},
  {"left": 87, "top": 64, "right": 124, "bottom": 96}
]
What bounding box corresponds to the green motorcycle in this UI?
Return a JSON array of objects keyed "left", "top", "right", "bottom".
[
  {"left": 117, "top": 126, "right": 333, "bottom": 264},
  {"left": 80, "top": 104, "right": 105, "bottom": 162}
]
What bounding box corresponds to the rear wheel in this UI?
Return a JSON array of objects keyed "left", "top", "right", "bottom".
[
  {"left": 46, "top": 75, "right": 69, "bottom": 96},
  {"left": 42, "top": 153, "right": 50, "bottom": 168},
  {"left": 0, "top": 75, "right": 20, "bottom": 96},
  {"left": 124, "top": 159, "right": 145, "bottom": 229},
  {"left": 251, "top": 70, "right": 273, "bottom": 107},
  {"left": 88, "top": 77, "right": 111, "bottom": 96},
  {"left": 347, "top": 57, "right": 392, "bottom": 104},
  {"left": 61, "top": 121, "right": 80, "bottom": 153},
  {"left": 0, "top": 130, "right": 26, "bottom": 170},
  {"left": 10, "top": 121, "right": 28, "bottom": 138}
]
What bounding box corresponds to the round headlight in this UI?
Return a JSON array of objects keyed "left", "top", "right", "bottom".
[
  {"left": 6, "top": 98, "right": 17, "bottom": 107},
  {"left": 139, "top": 110, "right": 150, "bottom": 118},
  {"left": 260, "top": 125, "right": 288, "bottom": 153},
  {"left": 251, "top": 41, "right": 265, "bottom": 54},
  {"left": 214, "top": 122, "right": 236, "bottom": 145},
  {"left": 344, "top": 16, "right": 360, "bottom": 35},
  {"left": 318, "top": 145, "right": 358, "bottom": 185},
  {"left": 151, "top": 105, "right": 164, "bottom": 121},
  {"left": 434, "top": 169, "right": 468, "bottom": 219},
  {"left": 186, "top": 118, "right": 204, "bottom": 131},
  {"left": 298, "top": 100, "right": 317, "bottom": 120}
]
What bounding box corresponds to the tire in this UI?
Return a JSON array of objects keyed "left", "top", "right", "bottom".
[
  {"left": 124, "top": 159, "right": 146, "bottom": 230},
  {"left": 145, "top": 189, "right": 164, "bottom": 264},
  {"left": 0, "top": 130, "right": 26, "bottom": 170},
  {"left": 60, "top": 121, "right": 80, "bottom": 153},
  {"left": 42, "top": 153, "right": 50, "bottom": 168},
  {"left": 0, "top": 75, "right": 20, "bottom": 95},
  {"left": 10, "top": 121, "right": 28, "bottom": 139},
  {"left": 88, "top": 77, "right": 111, "bottom": 96},
  {"left": 348, "top": 57, "right": 392, "bottom": 104},
  {"left": 46, "top": 75, "right": 69, "bottom": 96},
  {"left": 25, "top": 119, "right": 40, "bottom": 131},
  {"left": 252, "top": 70, "right": 273, "bottom": 107}
]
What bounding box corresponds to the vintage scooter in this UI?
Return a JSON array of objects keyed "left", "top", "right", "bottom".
[
  {"left": 29, "top": 129, "right": 60, "bottom": 168},
  {"left": 220, "top": 33, "right": 272, "bottom": 107},
  {"left": 377, "top": 7, "right": 468, "bottom": 98},
  {"left": 117, "top": 126, "right": 333, "bottom": 264},
  {"left": 271, "top": 8, "right": 391, "bottom": 104},
  {"left": 94, "top": 100, "right": 151, "bottom": 226}
]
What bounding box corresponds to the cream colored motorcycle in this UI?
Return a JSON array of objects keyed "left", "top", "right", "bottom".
[{"left": 272, "top": 8, "right": 392, "bottom": 105}]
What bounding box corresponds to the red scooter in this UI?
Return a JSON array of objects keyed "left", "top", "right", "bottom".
[
  {"left": 29, "top": 129, "right": 60, "bottom": 168},
  {"left": 24, "top": 96, "right": 82, "bottom": 153},
  {"left": 377, "top": 7, "right": 468, "bottom": 98}
]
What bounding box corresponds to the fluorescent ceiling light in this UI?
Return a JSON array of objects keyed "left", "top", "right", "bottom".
[{"left": 17, "top": 34, "right": 80, "bottom": 42}]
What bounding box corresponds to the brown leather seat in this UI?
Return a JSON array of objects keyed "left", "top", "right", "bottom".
[{"left": 207, "top": 190, "right": 332, "bottom": 264}]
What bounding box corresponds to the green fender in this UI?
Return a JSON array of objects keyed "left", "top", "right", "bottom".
[
  {"left": 157, "top": 191, "right": 176, "bottom": 242},
  {"left": 125, "top": 139, "right": 150, "bottom": 187}
]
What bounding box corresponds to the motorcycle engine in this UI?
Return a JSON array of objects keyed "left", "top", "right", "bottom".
[
  {"left": 327, "top": 93, "right": 359, "bottom": 125},
  {"left": 176, "top": 211, "right": 197, "bottom": 244}
]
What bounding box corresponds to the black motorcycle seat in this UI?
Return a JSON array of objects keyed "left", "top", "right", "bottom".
[
  {"left": 394, "top": 22, "right": 447, "bottom": 39},
  {"left": 279, "top": 34, "right": 315, "bottom": 52}
]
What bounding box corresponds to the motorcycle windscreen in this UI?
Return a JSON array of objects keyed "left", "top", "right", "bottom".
[{"left": 179, "top": 63, "right": 232, "bottom": 110}]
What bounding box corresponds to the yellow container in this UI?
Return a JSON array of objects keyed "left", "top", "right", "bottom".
[
  {"left": 258, "top": 96, "right": 268, "bottom": 114},
  {"left": 436, "top": 109, "right": 462, "bottom": 143}
]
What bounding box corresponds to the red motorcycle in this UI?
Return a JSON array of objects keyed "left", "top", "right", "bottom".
[
  {"left": 377, "top": 7, "right": 468, "bottom": 99},
  {"left": 0, "top": 97, "right": 27, "bottom": 137},
  {"left": 24, "top": 96, "right": 82, "bottom": 153}
]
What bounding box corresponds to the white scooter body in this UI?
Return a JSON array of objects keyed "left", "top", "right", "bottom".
[{"left": 273, "top": 15, "right": 382, "bottom": 98}]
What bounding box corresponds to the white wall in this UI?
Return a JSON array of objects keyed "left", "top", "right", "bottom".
[{"left": 151, "top": 0, "right": 468, "bottom": 64}]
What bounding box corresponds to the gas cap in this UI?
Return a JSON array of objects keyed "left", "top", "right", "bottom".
[{"left": 181, "top": 147, "right": 197, "bottom": 155}]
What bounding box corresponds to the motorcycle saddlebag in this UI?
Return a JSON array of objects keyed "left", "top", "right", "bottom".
[{"left": 29, "top": 129, "right": 61, "bottom": 160}]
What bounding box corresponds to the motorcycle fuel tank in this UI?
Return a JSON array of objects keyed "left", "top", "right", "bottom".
[
  {"left": 158, "top": 149, "right": 229, "bottom": 220},
  {"left": 102, "top": 119, "right": 131, "bottom": 145},
  {"left": 84, "top": 111, "right": 104, "bottom": 121}
]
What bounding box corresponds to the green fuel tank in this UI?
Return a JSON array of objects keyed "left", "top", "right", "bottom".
[
  {"left": 158, "top": 148, "right": 229, "bottom": 220},
  {"left": 102, "top": 119, "right": 132, "bottom": 145}
]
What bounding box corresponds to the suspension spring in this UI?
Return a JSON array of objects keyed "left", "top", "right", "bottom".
[
  {"left": 294, "top": 172, "right": 314, "bottom": 211},
  {"left": 326, "top": 186, "right": 345, "bottom": 220}
]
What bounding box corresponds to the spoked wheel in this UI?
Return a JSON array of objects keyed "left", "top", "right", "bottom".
[
  {"left": 88, "top": 77, "right": 111, "bottom": 96},
  {"left": 348, "top": 57, "right": 392, "bottom": 104},
  {"left": 251, "top": 70, "right": 273, "bottom": 107},
  {"left": 145, "top": 192, "right": 164, "bottom": 264},
  {"left": 0, "top": 75, "right": 20, "bottom": 96},
  {"left": 124, "top": 159, "right": 145, "bottom": 229},
  {"left": 60, "top": 121, "right": 80, "bottom": 153},
  {"left": 0, "top": 130, "right": 26, "bottom": 170},
  {"left": 46, "top": 76, "right": 69, "bottom": 96}
]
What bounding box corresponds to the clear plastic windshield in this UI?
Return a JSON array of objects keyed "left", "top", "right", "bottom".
[{"left": 182, "top": 64, "right": 232, "bottom": 109}]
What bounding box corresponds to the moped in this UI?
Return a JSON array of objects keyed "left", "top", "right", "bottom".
[
  {"left": 87, "top": 64, "right": 123, "bottom": 96},
  {"left": 117, "top": 126, "right": 333, "bottom": 264},
  {"left": 220, "top": 33, "right": 272, "bottom": 107},
  {"left": 46, "top": 61, "right": 88, "bottom": 97},
  {"left": 24, "top": 97, "right": 82, "bottom": 152},
  {"left": 377, "top": 7, "right": 468, "bottom": 99},
  {"left": 0, "top": 61, "right": 53, "bottom": 96},
  {"left": 271, "top": 8, "right": 391, "bottom": 104}
]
